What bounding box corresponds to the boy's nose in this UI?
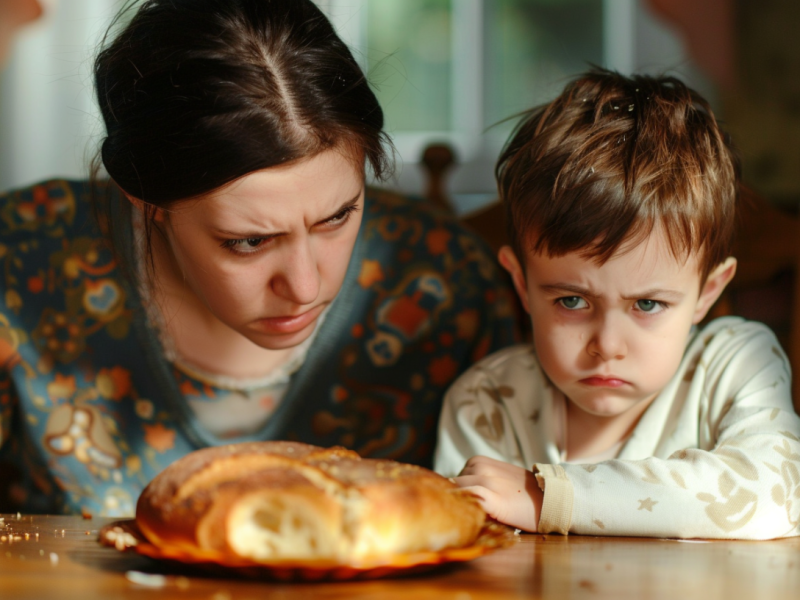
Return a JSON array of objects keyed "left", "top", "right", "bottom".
[{"left": 586, "top": 316, "right": 627, "bottom": 361}]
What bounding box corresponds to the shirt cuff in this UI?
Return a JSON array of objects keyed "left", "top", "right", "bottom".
[{"left": 533, "top": 463, "right": 573, "bottom": 535}]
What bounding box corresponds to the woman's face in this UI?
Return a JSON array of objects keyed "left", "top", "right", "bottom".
[{"left": 155, "top": 148, "right": 364, "bottom": 350}]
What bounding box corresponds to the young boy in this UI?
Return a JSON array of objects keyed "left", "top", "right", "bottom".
[{"left": 434, "top": 69, "right": 800, "bottom": 539}]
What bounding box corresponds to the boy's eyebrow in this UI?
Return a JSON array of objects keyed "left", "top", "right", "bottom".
[
  {"left": 540, "top": 284, "right": 685, "bottom": 301},
  {"left": 540, "top": 284, "right": 598, "bottom": 298},
  {"left": 620, "top": 288, "right": 686, "bottom": 301}
]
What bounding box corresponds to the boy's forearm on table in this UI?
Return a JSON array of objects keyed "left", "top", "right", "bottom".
[{"left": 553, "top": 442, "right": 800, "bottom": 539}]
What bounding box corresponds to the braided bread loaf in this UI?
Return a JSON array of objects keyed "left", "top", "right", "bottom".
[{"left": 136, "top": 441, "right": 486, "bottom": 564}]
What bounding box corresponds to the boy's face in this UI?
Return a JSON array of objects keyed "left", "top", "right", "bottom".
[{"left": 499, "top": 229, "right": 736, "bottom": 420}]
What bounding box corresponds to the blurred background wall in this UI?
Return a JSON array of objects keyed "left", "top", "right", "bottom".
[
  {"left": 0, "top": 0, "right": 723, "bottom": 215},
  {"left": 724, "top": 0, "right": 800, "bottom": 211},
  {"left": 0, "top": 0, "right": 115, "bottom": 193}
]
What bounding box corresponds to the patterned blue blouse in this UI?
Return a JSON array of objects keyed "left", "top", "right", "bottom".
[{"left": 0, "top": 179, "right": 520, "bottom": 516}]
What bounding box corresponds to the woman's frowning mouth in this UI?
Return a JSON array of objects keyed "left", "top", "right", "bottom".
[{"left": 252, "top": 304, "right": 326, "bottom": 335}]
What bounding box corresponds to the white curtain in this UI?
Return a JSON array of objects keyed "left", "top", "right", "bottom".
[{"left": 0, "top": 0, "right": 120, "bottom": 191}]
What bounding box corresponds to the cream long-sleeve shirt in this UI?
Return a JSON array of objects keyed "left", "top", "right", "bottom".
[{"left": 434, "top": 317, "right": 800, "bottom": 539}]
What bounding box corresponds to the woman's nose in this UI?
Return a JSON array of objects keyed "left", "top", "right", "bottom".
[
  {"left": 586, "top": 314, "right": 627, "bottom": 361},
  {"left": 270, "top": 240, "right": 320, "bottom": 305}
]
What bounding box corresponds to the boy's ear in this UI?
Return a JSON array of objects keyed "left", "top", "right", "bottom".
[
  {"left": 498, "top": 245, "right": 531, "bottom": 314},
  {"left": 692, "top": 257, "right": 737, "bottom": 324},
  {"left": 124, "top": 193, "right": 165, "bottom": 223}
]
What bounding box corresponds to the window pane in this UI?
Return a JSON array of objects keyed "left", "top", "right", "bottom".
[
  {"left": 366, "top": 0, "right": 452, "bottom": 132},
  {"left": 484, "top": 0, "right": 604, "bottom": 129}
]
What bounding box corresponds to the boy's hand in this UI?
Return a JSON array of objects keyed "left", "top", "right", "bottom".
[{"left": 452, "top": 455, "right": 543, "bottom": 532}]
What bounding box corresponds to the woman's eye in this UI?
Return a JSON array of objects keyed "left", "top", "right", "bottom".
[
  {"left": 328, "top": 210, "right": 348, "bottom": 223},
  {"left": 222, "top": 237, "right": 270, "bottom": 255},
  {"left": 558, "top": 296, "right": 587, "bottom": 310},
  {"left": 323, "top": 205, "right": 358, "bottom": 227},
  {"left": 635, "top": 299, "right": 665, "bottom": 313}
]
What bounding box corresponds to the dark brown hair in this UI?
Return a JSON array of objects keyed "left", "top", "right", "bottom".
[
  {"left": 496, "top": 68, "right": 740, "bottom": 282},
  {"left": 92, "top": 0, "right": 391, "bottom": 270}
]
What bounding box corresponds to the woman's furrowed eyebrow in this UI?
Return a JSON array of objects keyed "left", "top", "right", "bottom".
[
  {"left": 213, "top": 226, "right": 280, "bottom": 238},
  {"left": 213, "top": 192, "right": 362, "bottom": 238}
]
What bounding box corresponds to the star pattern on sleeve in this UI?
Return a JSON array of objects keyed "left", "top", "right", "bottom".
[{"left": 638, "top": 498, "right": 658, "bottom": 512}]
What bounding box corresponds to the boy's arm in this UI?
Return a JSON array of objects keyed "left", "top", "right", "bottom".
[
  {"left": 539, "top": 324, "right": 800, "bottom": 540},
  {"left": 435, "top": 367, "right": 546, "bottom": 532},
  {"left": 434, "top": 349, "right": 534, "bottom": 478},
  {"left": 434, "top": 367, "right": 512, "bottom": 478}
]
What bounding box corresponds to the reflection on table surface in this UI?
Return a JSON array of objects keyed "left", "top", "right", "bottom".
[{"left": 1, "top": 514, "right": 799, "bottom": 599}]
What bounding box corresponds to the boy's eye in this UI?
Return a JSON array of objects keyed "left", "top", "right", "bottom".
[
  {"left": 635, "top": 299, "right": 665, "bottom": 313},
  {"left": 558, "top": 296, "right": 587, "bottom": 310}
]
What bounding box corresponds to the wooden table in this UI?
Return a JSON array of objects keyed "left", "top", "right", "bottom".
[{"left": 1, "top": 514, "right": 798, "bottom": 599}]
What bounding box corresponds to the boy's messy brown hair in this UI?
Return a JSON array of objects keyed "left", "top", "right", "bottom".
[{"left": 496, "top": 68, "right": 740, "bottom": 282}]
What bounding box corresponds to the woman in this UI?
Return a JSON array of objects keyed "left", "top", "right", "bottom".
[{"left": 0, "top": 0, "right": 519, "bottom": 515}]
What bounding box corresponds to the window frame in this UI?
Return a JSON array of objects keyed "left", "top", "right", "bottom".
[{"left": 318, "top": 0, "right": 702, "bottom": 208}]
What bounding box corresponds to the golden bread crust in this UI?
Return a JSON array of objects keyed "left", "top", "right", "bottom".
[{"left": 136, "top": 441, "right": 485, "bottom": 563}]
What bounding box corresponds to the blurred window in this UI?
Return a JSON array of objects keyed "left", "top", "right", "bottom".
[
  {"left": 483, "top": 0, "right": 603, "bottom": 128},
  {"left": 321, "top": 0, "right": 609, "bottom": 204},
  {"left": 366, "top": 0, "right": 453, "bottom": 133}
]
